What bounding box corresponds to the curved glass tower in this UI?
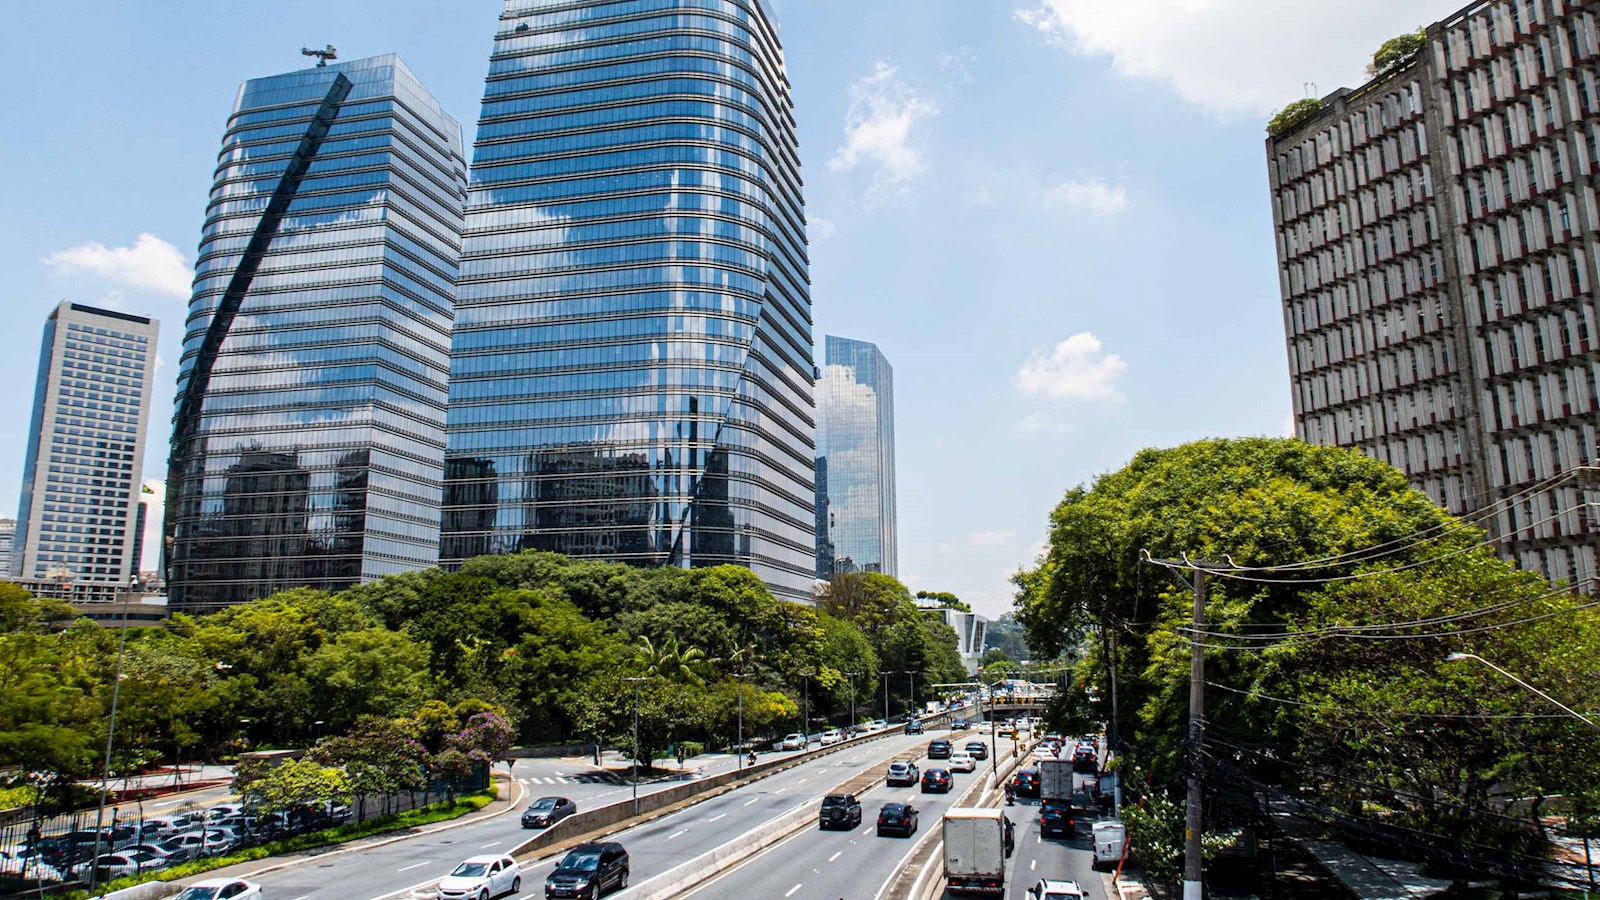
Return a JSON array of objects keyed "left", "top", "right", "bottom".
[
  {"left": 444, "top": 0, "right": 817, "bottom": 602},
  {"left": 166, "top": 55, "right": 467, "bottom": 612}
]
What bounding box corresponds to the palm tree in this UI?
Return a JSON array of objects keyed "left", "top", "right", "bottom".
[{"left": 635, "top": 635, "right": 713, "bottom": 685}]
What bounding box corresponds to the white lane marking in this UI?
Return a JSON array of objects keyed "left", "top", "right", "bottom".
[
  {"left": 1031, "top": 859, "right": 1037, "bottom": 871},
  {"left": 397, "top": 861, "right": 431, "bottom": 872},
  {"left": 667, "top": 829, "right": 687, "bottom": 840},
  {"left": 743, "top": 797, "right": 759, "bottom": 806},
  {"left": 707, "top": 814, "right": 726, "bottom": 822},
  {"left": 796, "top": 777, "right": 808, "bottom": 785},
  {"left": 480, "top": 841, "right": 502, "bottom": 848},
  {"left": 289, "top": 895, "right": 310, "bottom": 900},
  {"left": 827, "top": 851, "right": 842, "bottom": 863},
  {"left": 784, "top": 885, "right": 802, "bottom": 897},
  {"left": 153, "top": 799, "right": 184, "bottom": 808}
]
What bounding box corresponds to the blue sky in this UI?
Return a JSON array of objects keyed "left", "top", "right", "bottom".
[{"left": 0, "top": 0, "right": 1460, "bottom": 617}]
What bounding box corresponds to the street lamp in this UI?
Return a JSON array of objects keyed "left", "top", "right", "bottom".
[
  {"left": 623, "top": 676, "right": 648, "bottom": 814},
  {"left": 733, "top": 672, "right": 748, "bottom": 771},
  {"left": 88, "top": 577, "right": 135, "bottom": 893},
  {"left": 883, "top": 671, "right": 900, "bottom": 723},
  {"left": 1444, "top": 653, "right": 1600, "bottom": 731},
  {"left": 800, "top": 671, "right": 812, "bottom": 749},
  {"left": 844, "top": 671, "right": 859, "bottom": 736},
  {"left": 907, "top": 671, "right": 917, "bottom": 719}
]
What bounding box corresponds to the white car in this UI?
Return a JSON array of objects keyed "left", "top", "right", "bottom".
[
  {"left": 173, "top": 878, "right": 263, "bottom": 900},
  {"left": 1032, "top": 746, "right": 1058, "bottom": 762},
  {"left": 947, "top": 752, "right": 977, "bottom": 772},
  {"left": 779, "top": 733, "right": 806, "bottom": 751},
  {"left": 205, "top": 803, "right": 245, "bottom": 821},
  {"left": 167, "top": 829, "right": 237, "bottom": 855},
  {"left": 1027, "top": 879, "right": 1085, "bottom": 900},
  {"left": 437, "top": 854, "right": 522, "bottom": 900},
  {"left": 0, "top": 846, "right": 61, "bottom": 882},
  {"left": 69, "top": 850, "right": 168, "bottom": 879},
  {"left": 819, "top": 729, "right": 843, "bottom": 746}
]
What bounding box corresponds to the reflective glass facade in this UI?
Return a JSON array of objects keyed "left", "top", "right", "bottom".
[
  {"left": 814, "top": 335, "right": 896, "bottom": 578},
  {"left": 13, "top": 303, "right": 158, "bottom": 587},
  {"left": 443, "top": 0, "right": 817, "bottom": 602},
  {"left": 166, "top": 55, "right": 467, "bottom": 613}
]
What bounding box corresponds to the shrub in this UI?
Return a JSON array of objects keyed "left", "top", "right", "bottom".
[
  {"left": 1370, "top": 29, "right": 1427, "bottom": 77},
  {"left": 1266, "top": 98, "right": 1323, "bottom": 137}
]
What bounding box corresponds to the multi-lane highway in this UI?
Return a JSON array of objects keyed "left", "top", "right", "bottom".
[
  {"left": 1003, "top": 796, "right": 1110, "bottom": 900},
  {"left": 679, "top": 729, "right": 988, "bottom": 900},
  {"left": 230, "top": 731, "right": 930, "bottom": 900}
]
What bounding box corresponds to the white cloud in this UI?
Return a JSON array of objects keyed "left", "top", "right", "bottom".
[
  {"left": 829, "top": 62, "right": 940, "bottom": 201},
  {"left": 1015, "top": 0, "right": 1449, "bottom": 117},
  {"left": 968, "top": 529, "right": 1017, "bottom": 548},
  {"left": 42, "top": 233, "right": 191, "bottom": 298},
  {"left": 1016, "top": 332, "right": 1128, "bottom": 401},
  {"left": 810, "top": 216, "right": 837, "bottom": 240},
  {"left": 941, "top": 46, "right": 977, "bottom": 83},
  {"left": 1016, "top": 411, "right": 1070, "bottom": 435},
  {"left": 1047, "top": 178, "right": 1128, "bottom": 215}
]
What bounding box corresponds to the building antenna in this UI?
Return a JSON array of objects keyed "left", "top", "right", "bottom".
[
  {"left": 1304, "top": 81, "right": 1318, "bottom": 97},
  {"left": 301, "top": 44, "right": 337, "bottom": 67}
]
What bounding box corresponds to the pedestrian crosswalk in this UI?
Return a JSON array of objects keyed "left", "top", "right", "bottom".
[{"left": 515, "top": 772, "right": 623, "bottom": 786}]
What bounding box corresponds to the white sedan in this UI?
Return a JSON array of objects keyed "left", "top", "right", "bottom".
[
  {"left": 69, "top": 850, "right": 167, "bottom": 879},
  {"left": 438, "top": 854, "right": 522, "bottom": 900},
  {"left": 173, "top": 878, "right": 263, "bottom": 900},
  {"left": 819, "top": 729, "right": 843, "bottom": 746},
  {"left": 947, "top": 752, "right": 977, "bottom": 772},
  {"left": 779, "top": 733, "right": 806, "bottom": 751}
]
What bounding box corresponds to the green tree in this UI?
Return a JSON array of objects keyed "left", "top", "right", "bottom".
[
  {"left": 308, "top": 716, "right": 427, "bottom": 821},
  {"left": 237, "top": 758, "right": 351, "bottom": 817},
  {"left": 300, "top": 628, "right": 430, "bottom": 731},
  {"left": 915, "top": 590, "right": 971, "bottom": 612},
  {"left": 1369, "top": 28, "right": 1427, "bottom": 76}
]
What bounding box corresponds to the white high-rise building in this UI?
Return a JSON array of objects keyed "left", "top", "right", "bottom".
[{"left": 12, "top": 303, "right": 158, "bottom": 594}]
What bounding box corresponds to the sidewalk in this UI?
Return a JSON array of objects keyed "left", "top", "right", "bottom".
[{"left": 1301, "top": 841, "right": 1452, "bottom": 899}]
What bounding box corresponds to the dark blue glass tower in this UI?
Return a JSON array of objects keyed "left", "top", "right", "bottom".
[
  {"left": 166, "top": 55, "right": 467, "bottom": 612},
  {"left": 443, "top": 0, "right": 817, "bottom": 602}
]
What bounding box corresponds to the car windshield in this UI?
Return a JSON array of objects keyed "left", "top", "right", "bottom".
[
  {"left": 451, "top": 863, "right": 491, "bottom": 877},
  {"left": 174, "top": 889, "right": 222, "bottom": 900},
  {"left": 530, "top": 799, "right": 557, "bottom": 811},
  {"left": 559, "top": 851, "right": 601, "bottom": 872}
]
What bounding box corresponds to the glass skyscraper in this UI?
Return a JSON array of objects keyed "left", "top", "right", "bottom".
[
  {"left": 12, "top": 303, "right": 158, "bottom": 592},
  {"left": 443, "top": 0, "right": 818, "bottom": 602},
  {"left": 165, "top": 55, "right": 467, "bottom": 613},
  {"left": 815, "top": 335, "right": 896, "bottom": 578}
]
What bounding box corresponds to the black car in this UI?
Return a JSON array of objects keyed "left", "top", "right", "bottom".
[
  {"left": 965, "top": 741, "right": 989, "bottom": 760},
  {"left": 886, "top": 760, "right": 921, "bottom": 786},
  {"left": 927, "top": 739, "right": 953, "bottom": 759},
  {"left": 877, "top": 802, "right": 919, "bottom": 837},
  {"left": 818, "top": 793, "right": 862, "bottom": 830},
  {"left": 920, "top": 768, "right": 952, "bottom": 793},
  {"left": 951, "top": 718, "right": 969, "bottom": 729},
  {"left": 545, "top": 842, "right": 629, "bottom": 899},
  {"left": 904, "top": 719, "right": 924, "bottom": 735},
  {"left": 523, "top": 796, "right": 578, "bottom": 829},
  {"left": 1039, "top": 798, "right": 1076, "bottom": 837},
  {"left": 1012, "top": 767, "right": 1041, "bottom": 798}
]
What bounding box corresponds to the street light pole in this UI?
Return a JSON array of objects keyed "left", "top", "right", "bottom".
[
  {"left": 624, "top": 676, "right": 647, "bottom": 814},
  {"left": 88, "top": 576, "right": 136, "bottom": 893},
  {"left": 845, "top": 672, "right": 859, "bottom": 735},
  {"left": 907, "top": 671, "right": 916, "bottom": 719}
]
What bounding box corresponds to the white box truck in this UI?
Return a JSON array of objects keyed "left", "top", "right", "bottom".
[
  {"left": 943, "top": 807, "right": 1015, "bottom": 894},
  {"left": 1038, "top": 758, "right": 1072, "bottom": 801}
]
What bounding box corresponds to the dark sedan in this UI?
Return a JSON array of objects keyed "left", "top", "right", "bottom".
[
  {"left": 920, "top": 768, "right": 952, "bottom": 793},
  {"left": 522, "top": 796, "right": 578, "bottom": 829},
  {"left": 877, "top": 802, "right": 919, "bottom": 837},
  {"left": 927, "top": 739, "right": 953, "bottom": 759},
  {"left": 965, "top": 741, "right": 989, "bottom": 760},
  {"left": 1013, "top": 767, "right": 1041, "bottom": 798}
]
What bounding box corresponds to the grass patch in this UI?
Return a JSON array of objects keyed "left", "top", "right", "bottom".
[{"left": 53, "top": 786, "right": 498, "bottom": 899}]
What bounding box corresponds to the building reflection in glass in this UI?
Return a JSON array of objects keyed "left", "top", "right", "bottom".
[
  {"left": 815, "top": 336, "right": 897, "bottom": 579},
  {"left": 442, "top": 1, "right": 817, "bottom": 601},
  {"left": 165, "top": 56, "right": 467, "bottom": 612}
]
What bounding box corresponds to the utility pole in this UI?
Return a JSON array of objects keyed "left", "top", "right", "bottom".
[
  {"left": 907, "top": 671, "right": 916, "bottom": 719},
  {"left": 802, "top": 673, "right": 811, "bottom": 749},
  {"left": 624, "top": 676, "right": 647, "bottom": 814},
  {"left": 1184, "top": 566, "right": 1207, "bottom": 900},
  {"left": 735, "top": 672, "right": 746, "bottom": 771},
  {"left": 88, "top": 577, "right": 135, "bottom": 893},
  {"left": 844, "top": 672, "right": 858, "bottom": 734}
]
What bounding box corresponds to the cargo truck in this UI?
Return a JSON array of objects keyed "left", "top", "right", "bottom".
[
  {"left": 943, "top": 808, "right": 1015, "bottom": 895},
  {"left": 1038, "top": 758, "right": 1072, "bottom": 801}
]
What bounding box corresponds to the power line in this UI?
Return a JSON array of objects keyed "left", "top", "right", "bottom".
[{"left": 1205, "top": 680, "right": 1600, "bottom": 720}]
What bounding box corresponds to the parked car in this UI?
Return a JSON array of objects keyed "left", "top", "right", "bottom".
[
  {"left": 166, "top": 829, "right": 236, "bottom": 856},
  {"left": 0, "top": 845, "right": 61, "bottom": 881},
  {"left": 522, "top": 797, "right": 577, "bottom": 829},
  {"left": 920, "top": 768, "right": 952, "bottom": 793},
  {"left": 947, "top": 752, "right": 976, "bottom": 773},
  {"left": 1026, "top": 878, "right": 1084, "bottom": 899},
  {"left": 876, "top": 802, "right": 919, "bottom": 837},
  {"left": 779, "top": 733, "right": 806, "bottom": 751},
  {"left": 438, "top": 854, "right": 522, "bottom": 900},
  {"left": 904, "top": 719, "right": 924, "bottom": 735},
  {"left": 818, "top": 794, "right": 862, "bottom": 830},
  {"left": 544, "top": 842, "right": 628, "bottom": 899},
  {"left": 128, "top": 841, "right": 196, "bottom": 864},
  {"left": 69, "top": 849, "right": 168, "bottom": 880},
  {"left": 965, "top": 741, "right": 989, "bottom": 760},
  {"left": 172, "top": 878, "right": 263, "bottom": 900},
  {"left": 819, "top": 729, "right": 843, "bottom": 746},
  {"left": 135, "top": 816, "right": 195, "bottom": 839},
  {"left": 886, "top": 760, "right": 921, "bottom": 786},
  {"left": 927, "top": 739, "right": 953, "bottom": 759},
  {"left": 204, "top": 804, "right": 245, "bottom": 822},
  {"left": 1012, "top": 768, "right": 1041, "bottom": 798}
]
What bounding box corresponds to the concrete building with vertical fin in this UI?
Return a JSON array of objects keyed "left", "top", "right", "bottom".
[
  {"left": 11, "top": 302, "right": 158, "bottom": 596},
  {"left": 1267, "top": 0, "right": 1600, "bottom": 587}
]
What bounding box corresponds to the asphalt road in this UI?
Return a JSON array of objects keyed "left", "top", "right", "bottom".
[
  {"left": 677, "top": 727, "right": 989, "bottom": 900},
  {"left": 237, "top": 732, "right": 926, "bottom": 900},
  {"left": 1002, "top": 797, "right": 1110, "bottom": 900}
]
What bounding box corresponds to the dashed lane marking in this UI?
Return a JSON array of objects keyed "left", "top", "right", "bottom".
[
  {"left": 784, "top": 884, "right": 802, "bottom": 897},
  {"left": 397, "top": 861, "right": 431, "bottom": 872},
  {"left": 827, "top": 851, "right": 842, "bottom": 863},
  {"left": 707, "top": 814, "right": 726, "bottom": 822},
  {"left": 666, "top": 830, "right": 686, "bottom": 840},
  {"left": 480, "top": 841, "right": 501, "bottom": 849}
]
